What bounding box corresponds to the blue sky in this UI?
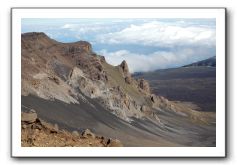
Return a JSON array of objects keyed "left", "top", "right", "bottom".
[{"left": 22, "top": 18, "right": 216, "bottom": 73}]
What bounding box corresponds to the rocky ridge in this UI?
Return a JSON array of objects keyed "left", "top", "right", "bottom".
[
  {"left": 22, "top": 32, "right": 161, "bottom": 122},
  {"left": 21, "top": 32, "right": 211, "bottom": 123}
]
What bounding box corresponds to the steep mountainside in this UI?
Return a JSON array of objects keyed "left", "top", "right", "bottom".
[
  {"left": 21, "top": 32, "right": 216, "bottom": 146},
  {"left": 21, "top": 32, "right": 161, "bottom": 121}
]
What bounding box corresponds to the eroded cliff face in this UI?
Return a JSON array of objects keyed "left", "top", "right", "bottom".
[{"left": 21, "top": 32, "right": 206, "bottom": 122}]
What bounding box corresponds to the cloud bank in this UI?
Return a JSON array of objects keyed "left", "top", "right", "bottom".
[
  {"left": 96, "top": 21, "right": 216, "bottom": 47},
  {"left": 100, "top": 47, "right": 214, "bottom": 73},
  {"left": 22, "top": 18, "right": 216, "bottom": 72}
]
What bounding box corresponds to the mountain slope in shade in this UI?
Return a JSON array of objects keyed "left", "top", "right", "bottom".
[
  {"left": 183, "top": 56, "right": 216, "bottom": 67},
  {"left": 21, "top": 32, "right": 216, "bottom": 146},
  {"left": 133, "top": 67, "right": 216, "bottom": 112}
]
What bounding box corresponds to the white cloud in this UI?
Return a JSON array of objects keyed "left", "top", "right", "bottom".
[
  {"left": 58, "top": 21, "right": 216, "bottom": 69},
  {"left": 61, "top": 24, "right": 75, "bottom": 29},
  {"left": 96, "top": 21, "right": 216, "bottom": 47},
  {"left": 61, "top": 23, "right": 103, "bottom": 33},
  {"left": 60, "top": 23, "right": 118, "bottom": 35},
  {"left": 99, "top": 48, "right": 214, "bottom": 73}
]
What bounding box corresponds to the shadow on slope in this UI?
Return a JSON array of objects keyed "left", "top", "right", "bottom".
[{"left": 133, "top": 66, "right": 216, "bottom": 112}]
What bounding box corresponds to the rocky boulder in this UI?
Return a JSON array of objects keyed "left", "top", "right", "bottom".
[
  {"left": 21, "top": 109, "right": 37, "bottom": 124},
  {"left": 82, "top": 129, "right": 96, "bottom": 139},
  {"left": 40, "top": 120, "right": 59, "bottom": 133},
  {"left": 72, "top": 131, "right": 80, "bottom": 137},
  {"left": 107, "top": 138, "right": 123, "bottom": 147}
]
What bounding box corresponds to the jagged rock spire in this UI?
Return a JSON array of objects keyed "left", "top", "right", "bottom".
[
  {"left": 119, "top": 60, "right": 133, "bottom": 84},
  {"left": 138, "top": 79, "right": 150, "bottom": 94},
  {"left": 120, "top": 60, "right": 130, "bottom": 76}
]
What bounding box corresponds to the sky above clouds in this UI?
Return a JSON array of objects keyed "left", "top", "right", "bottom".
[{"left": 22, "top": 18, "right": 216, "bottom": 73}]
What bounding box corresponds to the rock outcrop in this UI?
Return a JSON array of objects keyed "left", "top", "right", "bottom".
[
  {"left": 125, "top": 76, "right": 132, "bottom": 84},
  {"left": 119, "top": 60, "right": 130, "bottom": 77},
  {"left": 106, "top": 139, "right": 123, "bottom": 147},
  {"left": 21, "top": 109, "right": 37, "bottom": 124},
  {"left": 119, "top": 60, "right": 133, "bottom": 85},
  {"left": 62, "top": 41, "right": 108, "bottom": 83},
  {"left": 138, "top": 79, "right": 150, "bottom": 94},
  {"left": 21, "top": 32, "right": 174, "bottom": 123},
  {"left": 82, "top": 129, "right": 96, "bottom": 139}
]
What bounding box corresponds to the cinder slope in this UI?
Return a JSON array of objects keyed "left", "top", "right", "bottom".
[{"left": 21, "top": 110, "right": 123, "bottom": 147}]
